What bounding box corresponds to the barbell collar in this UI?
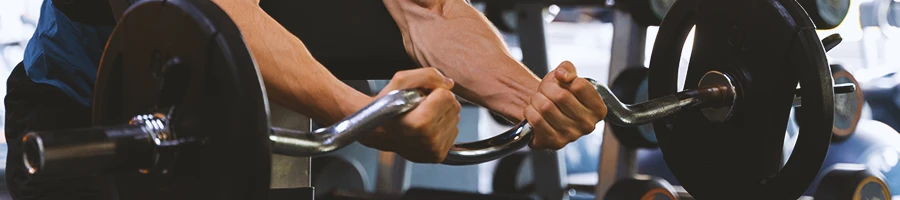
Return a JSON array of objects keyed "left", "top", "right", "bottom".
[{"left": 22, "top": 114, "right": 171, "bottom": 179}]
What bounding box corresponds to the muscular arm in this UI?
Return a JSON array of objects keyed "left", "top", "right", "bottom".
[
  {"left": 211, "top": 0, "right": 371, "bottom": 125},
  {"left": 383, "top": 0, "right": 540, "bottom": 122}
]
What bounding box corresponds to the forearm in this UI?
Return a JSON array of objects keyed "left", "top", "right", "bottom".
[
  {"left": 212, "top": 0, "right": 371, "bottom": 125},
  {"left": 383, "top": 0, "right": 539, "bottom": 122}
]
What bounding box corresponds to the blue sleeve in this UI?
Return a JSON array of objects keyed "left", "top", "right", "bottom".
[{"left": 22, "top": 0, "right": 114, "bottom": 107}]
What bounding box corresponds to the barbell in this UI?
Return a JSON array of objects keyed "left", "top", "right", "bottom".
[
  {"left": 19, "top": 0, "right": 851, "bottom": 199},
  {"left": 610, "top": 63, "right": 861, "bottom": 148}
]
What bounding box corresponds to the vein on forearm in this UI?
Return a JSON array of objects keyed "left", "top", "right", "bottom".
[
  {"left": 384, "top": 0, "right": 540, "bottom": 122},
  {"left": 212, "top": 0, "right": 370, "bottom": 125}
]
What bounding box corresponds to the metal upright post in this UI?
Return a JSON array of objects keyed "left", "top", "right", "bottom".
[
  {"left": 375, "top": 152, "right": 411, "bottom": 194},
  {"left": 594, "top": 8, "right": 647, "bottom": 200},
  {"left": 268, "top": 104, "right": 315, "bottom": 199},
  {"left": 518, "top": 3, "right": 550, "bottom": 77},
  {"left": 516, "top": 3, "right": 568, "bottom": 200}
]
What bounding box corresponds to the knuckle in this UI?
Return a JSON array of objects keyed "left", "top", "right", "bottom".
[
  {"left": 435, "top": 89, "right": 454, "bottom": 98},
  {"left": 597, "top": 105, "right": 609, "bottom": 118},
  {"left": 393, "top": 71, "right": 410, "bottom": 82},
  {"left": 428, "top": 147, "right": 447, "bottom": 163},
  {"left": 549, "top": 90, "right": 570, "bottom": 104},
  {"left": 579, "top": 122, "right": 596, "bottom": 133},
  {"left": 525, "top": 108, "right": 543, "bottom": 125},
  {"left": 566, "top": 127, "right": 583, "bottom": 137},
  {"left": 409, "top": 120, "right": 428, "bottom": 133},
  {"left": 571, "top": 79, "right": 592, "bottom": 92},
  {"left": 428, "top": 68, "right": 445, "bottom": 77},
  {"left": 537, "top": 100, "right": 555, "bottom": 115}
]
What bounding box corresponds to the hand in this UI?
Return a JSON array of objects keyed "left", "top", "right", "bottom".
[
  {"left": 524, "top": 61, "right": 607, "bottom": 150},
  {"left": 358, "top": 68, "right": 462, "bottom": 163}
]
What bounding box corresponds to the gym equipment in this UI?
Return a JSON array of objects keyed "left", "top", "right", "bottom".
[
  {"left": 828, "top": 64, "right": 864, "bottom": 140},
  {"left": 796, "top": 119, "right": 900, "bottom": 196},
  {"left": 609, "top": 67, "right": 657, "bottom": 148},
  {"left": 615, "top": 64, "right": 859, "bottom": 147},
  {"left": 602, "top": 175, "right": 679, "bottom": 200},
  {"left": 860, "top": 74, "right": 900, "bottom": 131},
  {"left": 647, "top": 0, "right": 837, "bottom": 198},
  {"left": 791, "top": 64, "right": 865, "bottom": 141},
  {"left": 813, "top": 164, "right": 892, "bottom": 200},
  {"left": 16, "top": 0, "right": 540, "bottom": 198},
  {"left": 22, "top": 0, "right": 854, "bottom": 199},
  {"left": 797, "top": 0, "right": 851, "bottom": 29}
]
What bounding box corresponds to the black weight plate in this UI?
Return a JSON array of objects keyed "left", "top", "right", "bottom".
[
  {"left": 797, "top": 0, "right": 851, "bottom": 29},
  {"left": 648, "top": 0, "right": 833, "bottom": 199},
  {"left": 93, "top": 0, "right": 271, "bottom": 199},
  {"left": 603, "top": 175, "right": 678, "bottom": 200},
  {"left": 813, "top": 164, "right": 891, "bottom": 200},
  {"left": 610, "top": 67, "right": 658, "bottom": 148},
  {"left": 794, "top": 64, "right": 862, "bottom": 141}
]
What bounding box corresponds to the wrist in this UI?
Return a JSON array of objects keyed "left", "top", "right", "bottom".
[{"left": 337, "top": 91, "right": 375, "bottom": 122}]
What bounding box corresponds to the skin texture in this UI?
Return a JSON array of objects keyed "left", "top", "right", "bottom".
[
  {"left": 209, "top": 0, "right": 608, "bottom": 163},
  {"left": 382, "top": 0, "right": 608, "bottom": 150},
  {"left": 210, "top": 0, "right": 460, "bottom": 163}
]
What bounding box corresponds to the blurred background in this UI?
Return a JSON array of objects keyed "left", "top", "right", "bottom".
[{"left": 0, "top": 0, "right": 898, "bottom": 199}]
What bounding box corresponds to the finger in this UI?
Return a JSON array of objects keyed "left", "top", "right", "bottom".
[
  {"left": 532, "top": 92, "right": 584, "bottom": 135},
  {"left": 524, "top": 106, "right": 567, "bottom": 150},
  {"left": 401, "top": 88, "right": 458, "bottom": 135},
  {"left": 553, "top": 61, "right": 578, "bottom": 84},
  {"left": 430, "top": 107, "right": 461, "bottom": 162},
  {"left": 568, "top": 78, "right": 608, "bottom": 119},
  {"left": 407, "top": 109, "right": 458, "bottom": 164},
  {"left": 538, "top": 77, "right": 598, "bottom": 131},
  {"left": 386, "top": 68, "right": 455, "bottom": 93}
]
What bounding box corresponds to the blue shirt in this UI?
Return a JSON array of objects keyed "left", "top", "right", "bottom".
[{"left": 23, "top": 0, "right": 114, "bottom": 107}]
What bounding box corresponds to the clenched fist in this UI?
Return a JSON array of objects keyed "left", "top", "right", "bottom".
[
  {"left": 357, "top": 68, "right": 462, "bottom": 163},
  {"left": 525, "top": 61, "right": 608, "bottom": 150}
]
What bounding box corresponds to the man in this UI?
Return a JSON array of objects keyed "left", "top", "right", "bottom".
[{"left": 5, "top": 0, "right": 608, "bottom": 199}]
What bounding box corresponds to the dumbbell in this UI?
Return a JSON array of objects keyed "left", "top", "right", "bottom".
[
  {"left": 603, "top": 175, "right": 679, "bottom": 200},
  {"left": 793, "top": 119, "right": 900, "bottom": 197},
  {"left": 793, "top": 64, "right": 864, "bottom": 141},
  {"left": 796, "top": 0, "right": 852, "bottom": 29},
  {"left": 814, "top": 164, "right": 892, "bottom": 200}
]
